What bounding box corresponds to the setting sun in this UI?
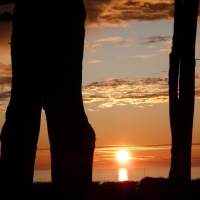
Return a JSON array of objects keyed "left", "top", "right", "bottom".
[{"left": 116, "top": 150, "right": 130, "bottom": 162}]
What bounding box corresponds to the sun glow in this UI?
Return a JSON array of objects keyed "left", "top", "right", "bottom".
[{"left": 116, "top": 150, "right": 130, "bottom": 162}]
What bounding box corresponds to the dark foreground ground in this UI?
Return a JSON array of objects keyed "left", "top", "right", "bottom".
[{"left": 31, "top": 177, "right": 200, "bottom": 200}]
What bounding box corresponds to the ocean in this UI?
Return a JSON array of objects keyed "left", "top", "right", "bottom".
[{"left": 33, "top": 167, "right": 200, "bottom": 182}]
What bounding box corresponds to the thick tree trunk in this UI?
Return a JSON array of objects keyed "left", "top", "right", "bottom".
[{"left": 169, "top": 0, "right": 199, "bottom": 180}]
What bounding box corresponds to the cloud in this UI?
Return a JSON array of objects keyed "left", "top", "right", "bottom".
[
  {"left": 82, "top": 77, "right": 200, "bottom": 108},
  {"left": 88, "top": 109, "right": 99, "bottom": 112},
  {"left": 0, "top": 61, "right": 12, "bottom": 85},
  {"left": 84, "top": 43, "right": 103, "bottom": 54},
  {"left": 0, "top": 61, "right": 12, "bottom": 111},
  {"left": 83, "top": 77, "right": 169, "bottom": 107},
  {"left": 158, "top": 47, "right": 171, "bottom": 52},
  {"left": 87, "top": 37, "right": 131, "bottom": 51},
  {"left": 94, "top": 144, "right": 200, "bottom": 163},
  {"left": 0, "top": 90, "right": 10, "bottom": 101},
  {"left": 4, "top": 0, "right": 200, "bottom": 28},
  {"left": 141, "top": 36, "right": 172, "bottom": 52},
  {"left": 118, "top": 39, "right": 132, "bottom": 47},
  {"left": 148, "top": 46, "right": 157, "bottom": 49},
  {"left": 95, "top": 36, "right": 123, "bottom": 43},
  {"left": 141, "top": 36, "right": 171, "bottom": 45},
  {"left": 87, "top": 60, "right": 101, "bottom": 64},
  {"left": 195, "top": 73, "right": 200, "bottom": 79},
  {"left": 84, "top": 0, "right": 175, "bottom": 27},
  {"left": 84, "top": 42, "right": 89, "bottom": 48},
  {"left": 120, "top": 54, "right": 159, "bottom": 59},
  {"left": 132, "top": 54, "right": 159, "bottom": 59},
  {"left": 0, "top": 1, "right": 174, "bottom": 62},
  {"left": 90, "top": 44, "right": 103, "bottom": 49}
]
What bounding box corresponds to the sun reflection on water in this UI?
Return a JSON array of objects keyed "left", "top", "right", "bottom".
[{"left": 118, "top": 168, "right": 128, "bottom": 181}]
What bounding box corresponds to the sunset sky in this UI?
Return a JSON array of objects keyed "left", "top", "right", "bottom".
[{"left": 0, "top": 0, "right": 200, "bottom": 170}]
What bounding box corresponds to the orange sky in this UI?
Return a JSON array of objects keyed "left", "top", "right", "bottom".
[
  {"left": 34, "top": 144, "right": 200, "bottom": 170},
  {"left": 0, "top": 1, "right": 200, "bottom": 170}
]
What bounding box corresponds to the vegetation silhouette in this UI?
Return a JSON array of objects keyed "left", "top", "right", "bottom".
[
  {"left": 0, "top": 1, "right": 96, "bottom": 199},
  {"left": 169, "top": 0, "right": 199, "bottom": 181},
  {"left": 1, "top": 178, "right": 199, "bottom": 200}
]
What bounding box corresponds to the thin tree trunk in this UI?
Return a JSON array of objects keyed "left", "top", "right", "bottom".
[{"left": 169, "top": 0, "right": 199, "bottom": 180}]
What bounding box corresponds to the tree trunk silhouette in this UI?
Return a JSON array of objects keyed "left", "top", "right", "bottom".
[
  {"left": 0, "top": 2, "right": 96, "bottom": 199},
  {"left": 169, "top": 0, "right": 199, "bottom": 180}
]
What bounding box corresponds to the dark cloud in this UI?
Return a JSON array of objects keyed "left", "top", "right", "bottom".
[
  {"left": 0, "top": 1, "right": 174, "bottom": 26},
  {"left": 0, "top": 91, "right": 10, "bottom": 101},
  {"left": 0, "top": 1, "right": 178, "bottom": 60},
  {"left": 141, "top": 36, "right": 171, "bottom": 45},
  {"left": 118, "top": 39, "right": 132, "bottom": 46},
  {"left": 0, "top": 4, "right": 14, "bottom": 45},
  {"left": 0, "top": 76, "right": 11, "bottom": 85},
  {"left": 2, "top": 1, "right": 200, "bottom": 28}
]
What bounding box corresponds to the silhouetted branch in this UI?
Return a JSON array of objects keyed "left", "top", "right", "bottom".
[{"left": 0, "top": 12, "right": 13, "bottom": 23}]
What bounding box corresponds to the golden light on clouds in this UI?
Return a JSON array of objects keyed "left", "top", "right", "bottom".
[
  {"left": 87, "top": 60, "right": 101, "bottom": 64},
  {"left": 95, "top": 37, "right": 123, "bottom": 42},
  {"left": 84, "top": 0, "right": 175, "bottom": 27},
  {"left": 82, "top": 77, "right": 200, "bottom": 108}
]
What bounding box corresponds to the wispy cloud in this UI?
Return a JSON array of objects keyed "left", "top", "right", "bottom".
[
  {"left": 83, "top": 77, "right": 200, "bottom": 108},
  {"left": 93, "top": 144, "right": 200, "bottom": 165},
  {"left": 87, "top": 60, "right": 101, "bottom": 64},
  {"left": 90, "top": 44, "right": 103, "bottom": 49},
  {"left": 88, "top": 109, "right": 99, "bottom": 112},
  {"left": 31, "top": 144, "right": 200, "bottom": 169},
  {"left": 141, "top": 36, "right": 171, "bottom": 45},
  {"left": 195, "top": 73, "right": 200, "bottom": 79},
  {"left": 158, "top": 47, "right": 171, "bottom": 52},
  {"left": 148, "top": 46, "right": 157, "bottom": 49},
  {"left": 83, "top": 77, "right": 169, "bottom": 107},
  {"left": 118, "top": 39, "right": 132, "bottom": 47},
  {"left": 96, "top": 37, "right": 123, "bottom": 43},
  {"left": 119, "top": 54, "right": 159, "bottom": 60},
  {"left": 132, "top": 54, "right": 159, "bottom": 59}
]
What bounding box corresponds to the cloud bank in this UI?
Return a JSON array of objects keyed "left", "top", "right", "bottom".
[
  {"left": 83, "top": 77, "right": 200, "bottom": 108},
  {"left": 1, "top": 1, "right": 175, "bottom": 26},
  {"left": 1, "top": 60, "right": 200, "bottom": 111},
  {"left": 0, "top": 0, "right": 177, "bottom": 63},
  {"left": 85, "top": 0, "right": 174, "bottom": 27}
]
